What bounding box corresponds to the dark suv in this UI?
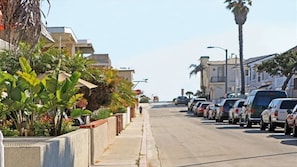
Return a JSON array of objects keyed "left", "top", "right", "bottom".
[{"left": 239, "top": 90, "right": 287, "bottom": 128}]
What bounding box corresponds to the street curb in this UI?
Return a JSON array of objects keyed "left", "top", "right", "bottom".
[{"left": 139, "top": 109, "right": 147, "bottom": 167}]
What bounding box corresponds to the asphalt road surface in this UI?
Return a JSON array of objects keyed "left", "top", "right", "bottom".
[{"left": 147, "top": 103, "right": 297, "bottom": 167}]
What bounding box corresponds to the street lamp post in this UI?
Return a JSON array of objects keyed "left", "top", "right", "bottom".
[
  {"left": 231, "top": 53, "right": 239, "bottom": 96},
  {"left": 207, "top": 46, "right": 228, "bottom": 96},
  {"left": 133, "top": 78, "right": 148, "bottom": 88}
]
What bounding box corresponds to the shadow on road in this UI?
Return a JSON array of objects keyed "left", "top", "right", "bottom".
[
  {"left": 243, "top": 129, "right": 267, "bottom": 134},
  {"left": 216, "top": 125, "right": 242, "bottom": 129},
  {"left": 179, "top": 151, "right": 297, "bottom": 167},
  {"left": 268, "top": 134, "right": 297, "bottom": 146},
  {"left": 267, "top": 134, "right": 291, "bottom": 140},
  {"left": 281, "top": 139, "right": 297, "bottom": 146}
]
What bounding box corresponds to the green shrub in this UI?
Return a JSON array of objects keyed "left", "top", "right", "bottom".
[
  {"left": 139, "top": 97, "right": 150, "bottom": 103},
  {"left": 1, "top": 127, "right": 19, "bottom": 136},
  {"left": 116, "top": 106, "right": 126, "bottom": 113},
  {"left": 91, "top": 108, "right": 112, "bottom": 120}
]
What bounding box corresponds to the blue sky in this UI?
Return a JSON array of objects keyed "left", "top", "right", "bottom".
[{"left": 42, "top": 0, "right": 297, "bottom": 101}]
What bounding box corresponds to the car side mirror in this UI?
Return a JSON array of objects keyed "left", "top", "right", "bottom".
[{"left": 287, "top": 109, "right": 292, "bottom": 114}]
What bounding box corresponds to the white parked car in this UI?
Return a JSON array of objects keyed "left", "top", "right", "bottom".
[
  {"left": 192, "top": 101, "right": 203, "bottom": 116},
  {"left": 284, "top": 104, "right": 297, "bottom": 137},
  {"left": 187, "top": 97, "right": 207, "bottom": 111},
  {"left": 228, "top": 99, "right": 245, "bottom": 124},
  {"left": 260, "top": 98, "right": 297, "bottom": 131}
]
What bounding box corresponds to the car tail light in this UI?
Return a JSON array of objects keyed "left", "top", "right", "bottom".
[
  {"left": 235, "top": 108, "right": 239, "bottom": 113},
  {"left": 221, "top": 107, "right": 225, "bottom": 112},
  {"left": 251, "top": 108, "right": 255, "bottom": 114},
  {"left": 274, "top": 110, "right": 278, "bottom": 117}
]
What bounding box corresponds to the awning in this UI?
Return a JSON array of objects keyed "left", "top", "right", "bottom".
[{"left": 39, "top": 71, "right": 97, "bottom": 89}]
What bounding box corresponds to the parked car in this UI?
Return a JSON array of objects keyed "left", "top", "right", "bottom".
[
  {"left": 192, "top": 101, "right": 203, "bottom": 116},
  {"left": 187, "top": 97, "right": 207, "bottom": 111},
  {"left": 215, "top": 98, "right": 240, "bottom": 122},
  {"left": 239, "top": 90, "right": 288, "bottom": 128},
  {"left": 284, "top": 104, "right": 297, "bottom": 137},
  {"left": 228, "top": 99, "right": 245, "bottom": 124},
  {"left": 204, "top": 103, "right": 216, "bottom": 119},
  {"left": 260, "top": 98, "right": 297, "bottom": 131},
  {"left": 174, "top": 96, "right": 189, "bottom": 106},
  {"left": 196, "top": 101, "right": 211, "bottom": 117}
]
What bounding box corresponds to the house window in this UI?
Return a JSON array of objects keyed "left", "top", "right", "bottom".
[
  {"left": 294, "top": 78, "right": 297, "bottom": 89},
  {"left": 217, "top": 66, "right": 224, "bottom": 78},
  {"left": 257, "top": 72, "right": 261, "bottom": 82},
  {"left": 245, "top": 69, "right": 249, "bottom": 77},
  {"left": 252, "top": 70, "right": 256, "bottom": 80}
]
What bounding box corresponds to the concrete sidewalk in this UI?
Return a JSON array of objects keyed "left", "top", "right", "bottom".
[{"left": 91, "top": 104, "right": 151, "bottom": 167}]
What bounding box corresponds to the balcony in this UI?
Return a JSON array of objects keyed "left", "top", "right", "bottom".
[{"left": 211, "top": 76, "right": 225, "bottom": 83}]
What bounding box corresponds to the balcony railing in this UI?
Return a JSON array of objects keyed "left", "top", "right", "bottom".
[{"left": 210, "top": 76, "right": 225, "bottom": 82}]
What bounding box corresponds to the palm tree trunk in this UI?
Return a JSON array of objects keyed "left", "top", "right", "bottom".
[
  {"left": 201, "top": 70, "right": 205, "bottom": 94},
  {"left": 282, "top": 73, "right": 294, "bottom": 90},
  {"left": 238, "top": 24, "right": 245, "bottom": 95}
]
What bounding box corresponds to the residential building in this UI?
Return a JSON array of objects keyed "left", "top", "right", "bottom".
[
  {"left": 87, "top": 54, "right": 112, "bottom": 68},
  {"left": 244, "top": 54, "right": 277, "bottom": 93},
  {"left": 245, "top": 46, "right": 297, "bottom": 97},
  {"left": 117, "top": 68, "right": 135, "bottom": 82},
  {"left": 202, "top": 45, "right": 297, "bottom": 100},
  {"left": 200, "top": 56, "right": 239, "bottom": 100},
  {"left": 46, "top": 27, "right": 94, "bottom": 56}
]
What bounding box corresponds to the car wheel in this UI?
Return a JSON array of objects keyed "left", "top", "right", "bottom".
[
  {"left": 218, "top": 116, "right": 223, "bottom": 122},
  {"left": 246, "top": 119, "right": 252, "bottom": 128},
  {"left": 293, "top": 123, "right": 297, "bottom": 137},
  {"left": 232, "top": 115, "right": 237, "bottom": 124},
  {"left": 268, "top": 121, "right": 276, "bottom": 132},
  {"left": 260, "top": 119, "right": 267, "bottom": 131},
  {"left": 228, "top": 117, "right": 232, "bottom": 124},
  {"left": 284, "top": 121, "right": 291, "bottom": 135},
  {"left": 238, "top": 115, "right": 244, "bottom": 127}
]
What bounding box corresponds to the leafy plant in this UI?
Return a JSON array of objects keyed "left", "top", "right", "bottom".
[
  {"left": 91, "top": 108, "right": 112, "bottom": 120},
  {"left": 115, "top": 106, "right": 126, "bottom": 113}
]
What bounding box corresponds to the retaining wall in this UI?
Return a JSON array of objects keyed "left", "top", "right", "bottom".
[{"left": 3, "top": 108, "right": 131, "bottom": 167}]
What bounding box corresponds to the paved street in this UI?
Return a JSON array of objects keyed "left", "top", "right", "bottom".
[{"left": 147, "top": 103, "right": 297, "bottom": 167}]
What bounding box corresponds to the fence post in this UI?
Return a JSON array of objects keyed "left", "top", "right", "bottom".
[{"left": 0, "top": 130, "right": 4, "bottom": 167}]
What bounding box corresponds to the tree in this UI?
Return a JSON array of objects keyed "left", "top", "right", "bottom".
[
  {"left": 189, "top": 63, "right": 206, "bottom": 96},
  {"left": 225, "top": 0, "right": 252, "bottom": 95},
  {"left": 0, "top": 0, "right": 50, "bottom": 51},
  {"left": 257, "top": 51, "right": 297, "bottom": 90},
  {"left": 185, "top": 91, "right": 194, "bottom": 99}
]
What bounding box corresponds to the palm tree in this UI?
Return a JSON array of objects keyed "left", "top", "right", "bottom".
[
  {"left": 0, "top": 0, "right": 50, "bottom": 51},
  {"left": 189, "top": 63, "right": 205, "bottom": 96},
  {"left": 225, "top": 0, "right": 252, "bottom": 95},
  {"left": 185, "top": 91, "right": 194, "bottom": 99}
]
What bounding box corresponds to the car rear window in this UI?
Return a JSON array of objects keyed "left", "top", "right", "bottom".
[
  {"left": 201, "top": 103, "right": 209, "bottom": 108},
  {"left": 238, "top": 101, "right": 244, "bottom": 107},
  {"left": 224, "top": 100, "right": 237, "bottom": 107},
  {"left": 255, "top": 96, "right": 277, "bottom": 107},
  {"left": 280, "top": 100, "right": 297, "bottom": 109}
]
